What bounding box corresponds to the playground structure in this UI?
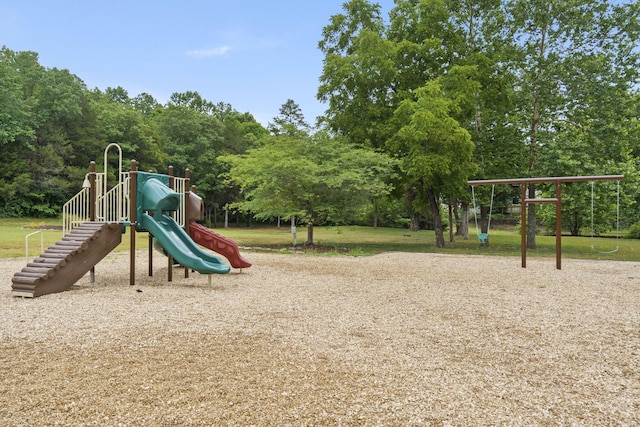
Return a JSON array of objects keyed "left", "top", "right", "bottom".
[
  {"left": 468, "top": 175, "right": 623, "bottom": 270},
  {"left": 12, "top": 143, "right": 250, "bottom": 297}
]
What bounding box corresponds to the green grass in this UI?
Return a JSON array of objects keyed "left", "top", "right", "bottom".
[
  {"left": 0, "top": 218, "right": 152, "bottom": 259},
  {"left": 1, "top": 218, "right": 638, "bottom": 262}
]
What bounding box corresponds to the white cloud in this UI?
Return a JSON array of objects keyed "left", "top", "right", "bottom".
[{"left": 186, "top": 46, "right": 231, "bottom": 57}]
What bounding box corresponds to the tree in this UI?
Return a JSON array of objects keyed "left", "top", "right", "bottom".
[
  {"left": 10, "top": 62, "right": 88, "bottom": 216},
  {"left": 154, "top": 100, "right": 222, "bottom": 183},
  {"left": 318, "top": 1, "right": 484, "bottom": 243},
  {"left": 318, "top": 0, "right": 396, "bottom": 148},
  {"left": 0, "top": 47, "right": 36, "bottom": 149},
  {"left": 388, "top": 80, "right": 476, "bottom": 247},
  {"left": 221, "top": 132, "right": 397, "bottom": 245},
  {"left": 131, "top": 92, "right": 160, "bottom": 116},
  {"left": 318, "top": 0, "right": 639, "bottom": 244},
  {"left": 267, "top": 99, "right": 310, "bottom": 136},
  {"left": 91, "top": 88, "right": 165, "bottom": 172},
  {"left": 505, "top": 0, "right": 640, "bottom": 247},
  {"left": 0, "top": 48, "right": 38, "bottom": 216}
]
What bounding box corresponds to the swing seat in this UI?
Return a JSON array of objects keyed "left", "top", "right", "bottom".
[{"left": 477, "top": 233, "right": 488, "bottom": 244}]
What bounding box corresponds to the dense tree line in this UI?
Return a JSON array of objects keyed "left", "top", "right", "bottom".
[
  {"left": 317, "top": 0, "right": 640, "bottom": 246},
  {"left": 0, "top": 46, "right": 267, "bottom": 221},
  {"left": 1, "top": 0, "right": 639, "bottom": 246}
]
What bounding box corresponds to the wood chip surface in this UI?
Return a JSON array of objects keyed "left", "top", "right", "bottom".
[{"left": 1, "top": 251, "right": 638, "bottom": 426}]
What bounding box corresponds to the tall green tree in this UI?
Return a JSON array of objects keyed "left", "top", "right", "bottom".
[
  {"left": 318, "top": 0, "right": 484, "bottom": 243},
  {"left": 221, "top": 132, "right": 397, "bottom": 245},
  {"left": 505, "top": 0, "right": 640, "bottom": 246},
  {"left": 388, "top": 80, "right": 476, "bottom": 247},
  {"left": 1, "top": 49, "right": 89, "bottom": 216},
  {"left": 318, "top": 0, "right": 395, "bottom": 148},
  {"left": 154, "top": 92, "right": 253, "bottom": 220},
  {"left": 267, "top": 99, "right": 310, "bottom": 136},
  {"left": 0, "top": 48, "right": 38, "bottom": 216},
  {"left": 90, "top": 87, "right": 165, "bottom": 172},
  {"left": 318, "top": 0, "right": 639, "bottom": 243},
  {"left": 0, "top": 47, "right": 36, "bottom": 149}
]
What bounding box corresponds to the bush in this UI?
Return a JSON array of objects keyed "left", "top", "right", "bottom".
[{"left": 626, "top": 222, "right": 640, "bottom": 239}]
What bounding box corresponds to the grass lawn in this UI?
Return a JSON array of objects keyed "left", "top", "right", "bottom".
[{"left": 1, "top": 217, "right": 638, "bottom": 262}]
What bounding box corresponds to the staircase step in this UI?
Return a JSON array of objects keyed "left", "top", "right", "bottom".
[
  {"left": 27, "top": 262, "right": 61, "bottom": 269},
  {"left": 18, "top": 266, "right": 56, "bottom": 277},
  {"left": 54, "top": 240, "right": 89, "bottom": 250},
  {"left": 12, "top": 222, "right": 122, "bottom": 297},
  {"left": 39, "top": 253, "right": 73, "bottom": 260},
  {"left": 12, "top": 273, "right": 48, "bottom": 283}
]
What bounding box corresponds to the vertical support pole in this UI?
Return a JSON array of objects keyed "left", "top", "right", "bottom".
[
  {"left": 184, "top": 168, "right": 191, "bottom": 279},
  {"left": 148, "top": 234, "right": 153, "bottom": 276},
  {"left": 129, "top": 160, "right": 137, "bottom": 286},
  {"left": 520, "top": 183, "right": 527, "bottom": 268},
  {"left": 291, "top": 215, "right": 297, "bottom": 247},
  {"left": 148, "top": 171, "right": 154, "bottom": 278},
  {"left": 89, "top": 161, "right": 96, "bottom": 283},
  {"left": 89, "top": 162, "right": 96, "bottom": 222},
  {"left": 555, "top": 180, "right": 562, "bottom": 270},
  {"left": 167, "top": 166, "right": 174, "bottom": 282}
]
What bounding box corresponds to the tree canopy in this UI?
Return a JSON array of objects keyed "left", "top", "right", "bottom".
[
  {"left": 317, "top": 0, "right": 640, "bottom": 245},
  {"left": 221, "top": 104, "right": 397, "bottom": 244},
  {"left": 1, "top": 0, "right": 639, "bottom": 246}
]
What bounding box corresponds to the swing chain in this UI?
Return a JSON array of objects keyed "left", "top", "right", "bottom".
[{"left": 471, "top": 184, "right": 494, "bottom": 244}]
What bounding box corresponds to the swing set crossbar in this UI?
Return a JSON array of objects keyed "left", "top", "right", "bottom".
[
  {"left": 468, "top": 175, "right": 624, "bottom": 186},
  {"left": 524, "top": 198, "right": 558, "bottom": 204},
  {"left": 467, "top": 175, "right": 623, "bottom": 270}
]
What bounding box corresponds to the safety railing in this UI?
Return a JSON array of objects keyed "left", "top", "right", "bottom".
[
  {"left": 25, "top": 231, "right": 44, "bottom": 262},
  {"left": 62, "top": 141, "right": 188, "bottom": 236},
  {"left": 63, "top": 172, "right": 187, "bottom": 235},
  {"left": 173, "top": 177, "right": 187, "bottom": 228},
  {"left": 96, "top": 172, "right": 130, "bottom": 223},
  {"left": 62, "top": 187, "right": 91, "bottom": 235}
]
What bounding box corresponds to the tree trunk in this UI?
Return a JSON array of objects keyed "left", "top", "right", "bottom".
[
  {"left": 291, "top": 216, "right": 297, "bottom": 247},
  {"left": 427, "top": 188, "right": 445, "bottom": 248},
  {"left": 458, "top": 202, "right": 469, "bottom": 240},
  {"left": 306, "top": 222, "right": 314, "bottom": 246},
  {"left": 448, "top": 204, "right": 454, "bottom": 243},
  {"left": 410, "top": 212, "right": 421, "bottom": 232},
  {"left": 526, "top": 19, "right": 547, "bottom": 249}
]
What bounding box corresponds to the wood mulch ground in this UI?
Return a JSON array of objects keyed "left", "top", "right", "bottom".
[{"left": 1, "top": 251, "right": 638, "bottom": 426}]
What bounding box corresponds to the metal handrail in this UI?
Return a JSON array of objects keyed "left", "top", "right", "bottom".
[
  {"left": 62, "top": 144, "right": 188, "bottom": 236},
  {"left": 62, "top": 187, "right": 91, "bottom": 235},
  {"left": 25, "top": 231, "right": 44, "bottom": 262}
]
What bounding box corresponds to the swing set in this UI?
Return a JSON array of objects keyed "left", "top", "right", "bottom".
[
  {"left": 471, "top": 184, "right": 494, "bottom": 244},
  {"left": 467, "top": 175, "right": 623, "bottom": 270}
]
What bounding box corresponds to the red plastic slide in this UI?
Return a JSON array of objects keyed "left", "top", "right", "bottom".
[{"left": 188, "top": 222, "right": 252, "bottom": 269}]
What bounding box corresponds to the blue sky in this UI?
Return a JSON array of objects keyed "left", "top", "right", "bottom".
[{"left": 1, "top": 0, "right": 395, "bottom": 126}]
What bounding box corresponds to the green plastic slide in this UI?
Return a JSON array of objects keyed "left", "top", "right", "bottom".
[{"left": 141, "top": 212, "right": 230, "bottom": 275}]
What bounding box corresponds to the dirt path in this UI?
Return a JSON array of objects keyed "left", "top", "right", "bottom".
[{"left": 1, "top": 251, "right": 638, "bottom": 425}]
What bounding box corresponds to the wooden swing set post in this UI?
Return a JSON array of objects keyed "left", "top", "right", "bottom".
[{"left": 468, "top": 175, "right": 624, "bottom": 270}]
